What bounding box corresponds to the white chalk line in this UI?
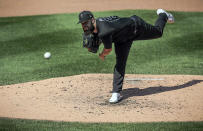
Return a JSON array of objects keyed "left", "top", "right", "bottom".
[{"left": 125, "top": 78, "right": 165, "bottom": 81}]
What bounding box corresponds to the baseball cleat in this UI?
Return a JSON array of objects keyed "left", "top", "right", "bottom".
[
  {"left": 109, "top": 92, "right": 123, "bottom": 103},
  {"left": 157, "top": 9, "right": 175, "bottom": 23}
]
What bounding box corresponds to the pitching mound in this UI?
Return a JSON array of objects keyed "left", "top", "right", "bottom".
[{"left": 0, "top": 74, "right": 203, "bottom": 122}]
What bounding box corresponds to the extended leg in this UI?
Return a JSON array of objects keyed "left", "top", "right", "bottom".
[{"left": 131, "top": 13, "right": 168, "bottom": 40}]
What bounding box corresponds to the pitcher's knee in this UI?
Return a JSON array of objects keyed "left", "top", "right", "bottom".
[
  {"left": 114, "top": 65, "right": 125, "bottom": 76},
  {"left": 154, "top": 27, "right": 163, "bottom": 38},
  {"left": 157, "top": 31, "right": 163, "bottom": 38}
]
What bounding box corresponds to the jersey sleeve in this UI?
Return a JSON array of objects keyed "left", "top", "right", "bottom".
[{"left": 101, "top": 35, "right": 112, "bottom": 49}]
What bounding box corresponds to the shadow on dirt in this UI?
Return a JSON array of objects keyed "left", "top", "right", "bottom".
[{"left": 121, "top": 80, "right": 203, "bottom": 101}]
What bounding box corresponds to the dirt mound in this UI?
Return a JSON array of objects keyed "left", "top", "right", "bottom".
[{"left": 0, "top": 74, "right": 203, "bottom": 122}]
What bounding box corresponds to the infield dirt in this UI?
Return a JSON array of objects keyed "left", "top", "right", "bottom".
[
  {"left": 0, "top": 74, "right": 203, "bottom": 122},
  {"left": 0, "top": 0, "right": 202, "bottom": 17}
]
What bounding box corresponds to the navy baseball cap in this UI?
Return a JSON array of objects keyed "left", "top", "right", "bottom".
[{"left": 77, "top": 11, "right": 94, "bottom": 24}]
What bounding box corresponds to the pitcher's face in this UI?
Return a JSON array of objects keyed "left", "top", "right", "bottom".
[
  {"left": 81, "top": 19, "right": 95, "bottom": 35},
  {"left": 81, "top": 20, "right": 90, "bottom": 32}
]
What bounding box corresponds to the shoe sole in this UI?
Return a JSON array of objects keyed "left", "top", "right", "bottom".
[
  {"left": 168, "top": 20, "right": 174, "bottom": 23},
  {"left": 167, "top": 18, "right": 175, "bottom": 23},
  {"left": 167, "top": 13, "right": 175, "bottom": 23}
]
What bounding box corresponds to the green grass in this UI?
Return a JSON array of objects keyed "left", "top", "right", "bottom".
[
  {"left": 0, "top": 10, "right": 203, "bottom": 85},
  {"left": 0, "top": 10, "right": 203, "bottom": 130},
  {"left": 0, "top": 118, "right": 203, "bottom": 131}
]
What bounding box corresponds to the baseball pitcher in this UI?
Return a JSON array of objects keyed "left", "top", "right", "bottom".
[{"left": 78, "top": 9, "right": 174, "bottom": 103}]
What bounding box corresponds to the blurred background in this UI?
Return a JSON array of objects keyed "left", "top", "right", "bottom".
[{"left": 0, "top": 0, "right": 202, "bottom": 17}]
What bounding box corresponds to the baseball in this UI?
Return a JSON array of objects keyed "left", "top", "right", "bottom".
[{"left": 44, "top": 52, "right": 51, "bottom": 59}]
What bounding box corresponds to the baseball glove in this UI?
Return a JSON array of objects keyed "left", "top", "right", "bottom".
[{"left": 82, "top": 33, "right": 101, "bottom": 53}]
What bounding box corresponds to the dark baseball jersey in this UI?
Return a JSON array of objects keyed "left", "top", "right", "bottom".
[{"left": 95, "top": 16, "right": 136, "bottom": 49}]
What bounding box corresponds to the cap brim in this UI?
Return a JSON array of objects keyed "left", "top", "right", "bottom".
[
  {"left": 77, "top": 20, "right": 87, "bottom": 24},
  {"left": 77, "top": 18, "right": 91, "bottom": 24}
]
